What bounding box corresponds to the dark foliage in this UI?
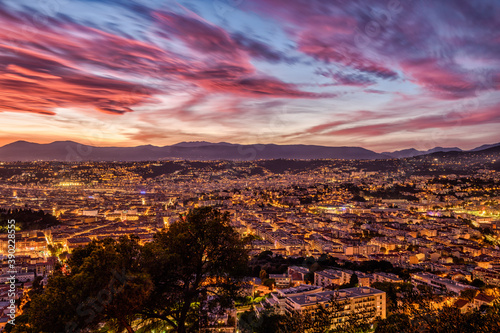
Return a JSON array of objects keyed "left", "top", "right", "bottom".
[{"left": 0, "top": 208, "right": 60, "bottom": 232}]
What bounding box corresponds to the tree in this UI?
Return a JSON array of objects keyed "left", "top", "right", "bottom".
[
  {"left": 259, "top": 269, "right": 268, "bottom": 281},
  {"left": 460, "top": 289, "right": 478, "bottom": 302},
  {"left": 47, "top": 243, "right": 63, "bottom": 257},
  {"left": 140, "top": 207, "right": 250, "bottom": 333},
  {"left": 304, "top": 272, "right": 314, "bottom": 284},
  {"left": 23, "top": 236, "right": 152, "bottom": 333},
  {"left": 262, "top": 278, "right": 275, "bottom": 290},
  {"left": 471, "top": 278, "right": 486, "bottom": 288},
  {"left": 58, "top": 251, "right": 69, "bottom": 261},
  {"left": 257, "top": 251, "right": 273, "bottom": 260},
  {"left": 238, "top": 308, "right": 285, "bottom": 333},
  {"left": 305, "top": 256, "right": 316, "bottom": 267},
  {"left": 310, "top": 262, "right": 321, "bottom": 273},
  {"left": 352, "top": 194, "right": 367, "bottom": 202},
  {"left": 17, "top": 207, "right": 249, "bottom": 332},
  {"left": 0, "top": 208, "right": 60, "bottom": 232},
  {"left": 349, "top": 273, "right": 359, "bottom": 287},
  {"left": 376, "top": 303, "right": 500, "bottom": 333}
]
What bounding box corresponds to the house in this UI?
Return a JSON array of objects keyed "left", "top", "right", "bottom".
[
  {"left": 409, "top": 253, "right": 425, "bottom": 265},
  {"left": 66, "top": 237, "right": 92, "bottom": 250},
  {"left": 453, "top": 299, "right": 470, "bottom": 314},
  {"left": 472, "top": 267, "right": 500, "bottom": 287},
  {"left": 473, "top": 293, "right": 496, "bottom": 309}
]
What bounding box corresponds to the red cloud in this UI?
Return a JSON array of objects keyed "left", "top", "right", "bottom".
[
  {"left": 153, "top": 10, "right": 328, "bottom": 98},
  {"left": 0, "top": 7, "right": 329, "bottom": 117},
  {"left": 0, "top": 9, "right": 167, "bottom": 115}
]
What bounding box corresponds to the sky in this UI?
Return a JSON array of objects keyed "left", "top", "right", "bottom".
[{"left": 0, "top": 0, "right": 499, "bottom": 152}]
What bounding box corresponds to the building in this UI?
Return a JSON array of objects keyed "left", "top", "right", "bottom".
[
  {"left": 371, "top": 272, "right": 404, "bottom": 284},
  {"left": 258, "top": 284, "right": 323, "bottom": 315},
  {"left": 65, "top": 237, "right": 92, "bottom": 251},
  {"left": 0, "top": 272, "right": 35, "bottom": 283},
  {"left": 314, "top": 269, "right": 343, "bottom": 287},
  {"left": 356, "top": 272, "right": 372, "bottom": 287},
  {"left": 473, "top": 267, "right": 500, "bottom": 287},
  {"left": 35, "top": 261, "right": 54, "bottom": 276},
  {"left": 288, "top": 266, "right": 309, "bottom": 283},
  {"left": 269, "top": 273, "right": 291, "bottom": 288},
  {"left": 284, "top": 286, "right": 386, "bottom": 327},
  {"left": 345, "top": 245, "right": 379, "bottom": 256},
  {"left": 453, "top": 299, "right": 470, "bottom": 313},
  {"left": 313, "top": 268, "right": 361, "bottom": 288},
  {"left": 411, "top": 272, "right": 472, "bottom": 294},
  {"left": 473, "top": 293, "right": 497, "bottom": 309}
]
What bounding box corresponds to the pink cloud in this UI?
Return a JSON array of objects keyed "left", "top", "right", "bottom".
[
  {"left": 324, "top": 104, "right": 500, "bottom": 136},
  {"left": 0, "top": 7, "right": 330, "bottom": 118},
  {"left": 245, "top": 0, "right": 499, "bottom": 99},
  {"left": 401, "top": 58, "right": 478, "bottom": 99}
]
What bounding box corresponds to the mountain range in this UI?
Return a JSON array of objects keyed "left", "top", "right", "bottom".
[
  {"left": 381, "top": 146, "right": 463, "bottom": 158},
  {"left": 0, "top": 140, "right": 498, "bottom": 162}
]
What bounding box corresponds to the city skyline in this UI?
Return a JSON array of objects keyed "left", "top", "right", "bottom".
[{"left": 1, "top": 0, "right": 500, "bottom": 151}]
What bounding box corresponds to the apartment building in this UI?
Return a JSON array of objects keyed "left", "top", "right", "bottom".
[
  {"left": 269, "top": 273, "right": 291, "bottom": 288},
  {"left": 411, "top": 272, "right": 472, "bottom": 294},
  {"left": 284, "top": 286, "right": 386, "bottom": 325},
  {"left": 371, "top": 272, "right": 404, "bottom": 284},
  {"left": 473, "top": 267, "right": 500, "bottom": 287}
]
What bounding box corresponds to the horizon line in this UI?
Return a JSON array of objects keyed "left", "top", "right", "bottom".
[{"left": 2, "top": 139, "right": 499, "bottom": 154}]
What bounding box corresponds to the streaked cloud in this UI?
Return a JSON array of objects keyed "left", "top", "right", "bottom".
[{"left": 0, "top": 0, "right": 499, "bottom": 150}]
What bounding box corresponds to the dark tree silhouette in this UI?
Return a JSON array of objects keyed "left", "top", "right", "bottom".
[
  {"left": 19, "top": 236, "right": 151, "bottom": 333},
  {"left": 140, "top": 207, "right": 250, "bottom": 333},
  {"left": 16, "top": 207, "right": 249, "bottom": 333}
]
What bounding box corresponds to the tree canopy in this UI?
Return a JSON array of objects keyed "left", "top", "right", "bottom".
[
  {"left": 140, "top": 206, "right": 249, "bottom": 332},
  {"left": 15, "top": 207, "right": 249, "bottom": 333},
  {"left": 0, "top": 208, "right": 60, "bottom": 232}
]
